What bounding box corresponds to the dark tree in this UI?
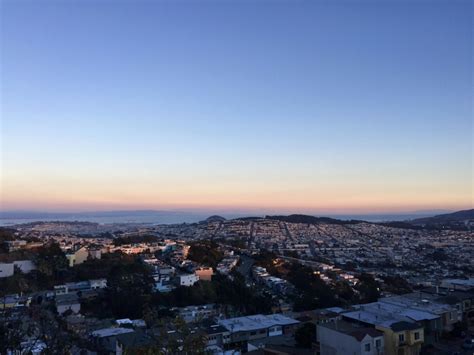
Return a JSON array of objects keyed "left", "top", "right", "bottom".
[
  {"left": 295, "top": 323, "right": 316, "bottom": 348},
  {"left": 356, "top": 273, "right": 380, "bottom": 303},
  {"left": 187, "top": 240, "right": 224, "bottom": 268},
  {"left": 105, "top": 258, "right": 154, "bottom": 318},
  {"left": 34, "top": 243, "right": 68, "bottom": 287}
]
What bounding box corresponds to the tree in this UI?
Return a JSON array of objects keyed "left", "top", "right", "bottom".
[
  {"left": 382, "top": 276, "right": 412, "bottom": 294},
  {"left": 34, "top": 243, "right": 68, "bottom": 281},
  {"left": 334, "top": 280, "right": 356, "bottom": 304},
  {"left": 140, "top": 316, "right": 207, "bottom": 354},
  {"left": 287, "top": 263, "right": 338, "bottom": 310},
  {"left": 295, "top": 323, "right": 316, "bottom": 348},
  {"left": 187, "top": 241, "right": 223, "bottom": 268},
  {"left": 0, "top": 317, "right": 24, "bottom": 354},
  {"left": 149, "top": 272, "right": 273, "bottom": 315},
  {"left": 113, "top": 235, "right": 159, "bottom": 246},
  {"left": 356, "top": 273, "right": 380, "bottom": 303},
  {"left": 105, "top": 258, "right": 154, "bottom": 319}
]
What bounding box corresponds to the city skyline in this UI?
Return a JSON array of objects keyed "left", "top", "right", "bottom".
[{"left": 1, "top": 0, "right": 473, "bottom": 213}]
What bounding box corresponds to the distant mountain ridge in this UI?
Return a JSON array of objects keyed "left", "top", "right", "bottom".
[
  {"left": 410, "top": 209, "right": 473, "bottom": 223},
  {"left": 265, "top": 214, "right": 365, "bottom": 225},
  {"left": 264, "top": 210, "right": 473, "bottom": 231},
  {"left": 409, "top": 209, "right": 473, "bottom": 230}
]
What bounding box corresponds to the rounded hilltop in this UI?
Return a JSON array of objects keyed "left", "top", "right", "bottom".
[{"left": 202, "top": 215, "right": 226, "bottom": 223}]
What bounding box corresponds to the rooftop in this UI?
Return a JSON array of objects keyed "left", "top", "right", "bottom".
[
  {"left": 442, "top": 278, "right": 474, "bottom": 287},
  {"left": 359, "top": 301, "right": 440, "bottom": 322},
  {"left": 219, "top": 314, "right": 299, "bottom": 332},
  {"left": 321, "top": 319, "right": 383, "bottom": 341},
  {"left": 91, "top": 327, "right": 134, "bottom": 338},
  {"left": 379, "top": 293, "right": 454, "bottom": 314}
]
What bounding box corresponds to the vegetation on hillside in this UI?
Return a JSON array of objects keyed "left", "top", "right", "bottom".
[
  {"left": 187, "top": 240, "right": 224, "bottom": 268},
  {"left": 113, "top": 234, "right": 159, "bottom": 246}
]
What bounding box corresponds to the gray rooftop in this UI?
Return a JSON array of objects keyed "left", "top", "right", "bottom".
[
  {"left": 219, "top": 314, "right": 299, "bottom": 332},
  {"left": 379, "top": 293, "right": 455, "bottom": 315},
  {"left": 91, "top": 327, "right": 134, "bottom": 338}
]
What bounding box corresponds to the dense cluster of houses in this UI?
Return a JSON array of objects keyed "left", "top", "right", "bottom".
[
  {"left": 1, "top": 222, "right": 473, "bottom": 354},
  {"left": 253, "top": 266, "right": 295, "bottom": 295},
  {"left": 313, "top": 286, "right": 474, "bottom": 355},
  {"left": 216, "top": 253, "right": 240, "bottom": 275}
]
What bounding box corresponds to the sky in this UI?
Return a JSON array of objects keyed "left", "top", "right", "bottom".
[{"left": 1, "top": 0, "right": 473, "bottom": 214}]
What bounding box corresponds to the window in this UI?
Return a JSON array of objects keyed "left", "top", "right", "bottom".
[
  {"left": 414, "top": 332, "right": 420, "bottom": 340},
  {"left": 398, "top": 334, "right": 405, "bottom": 343},
  {"left": 250, "top": 331, "right": 257, "bottom": 335},
  {"left": 364, "top": 343, "right": 371, "bottom": 352},
  {"left": 375, "top": 339, "right": 382, "bottom": 348}
]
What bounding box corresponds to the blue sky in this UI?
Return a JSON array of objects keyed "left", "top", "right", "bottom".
[{"left": 1, "top": 0, "right": 472, "bottom": 213}]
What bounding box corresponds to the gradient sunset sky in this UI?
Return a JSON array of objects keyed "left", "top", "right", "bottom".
[{"left": 1, "top": 0, "right": 472, "bottom": 214}]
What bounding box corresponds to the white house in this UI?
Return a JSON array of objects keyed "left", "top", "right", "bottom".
[
  {"left": 56, "top": 295, "right": 81, "bottom": 315},
  {"left": 0, "top": 260, "right": 36, "bottom": 278},
  {"left": 13, "top": 260, "right": 36, "bottom": 273},
  {"left": 0, "top": 263, "right": 14, "bottom": 278},
  {"left": 179, "top": 274, "right": 199, "bottom": 286},
  {"left": 90, "top": 279, "right": 107, "bottom": 289}
]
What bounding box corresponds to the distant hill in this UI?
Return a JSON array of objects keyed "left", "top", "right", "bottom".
[
  {"left": 377, "top": 221, "right": 423, "bottom": 230},
  {"left": 257, "top": 210, "right": 473, "bottom": 231},
  {"left": 265, "top": 214, "right": 366, "bottom": 225},
  {"left": 411, "top": 209, "right": 473, "bottom": 223},
  {"left": 234, "top": 216, "right": 264, "bottom": 222},
  {"left": 202, "top": 215, "right": 226, "bottom": 223},
  {"left": 409, "top": 209, "right": 473, "bottom": 230}
]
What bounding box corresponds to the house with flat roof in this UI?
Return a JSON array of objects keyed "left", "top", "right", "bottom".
[
  {"left": 352, "top": 301, "right": 441, "bottom": 345},
  {"left": 202, "top": 323, "right": 231, "bottom": 352},
  {"left": 218, "top": 314, "right": 299, "bottom": 349},
  {"left": 379, "top": 293, "right": 459, "bottom": 332},
  {"left": 91, "top": 327, "right": 137, "bottom": 354},
  {"left": 318, "top": 319, "right": 384, "bottom": 355},
  {"left": 440, "top": 278, "right": 474, "bottom": 291},
  {"left": 342, "top": 308, "right": 424, "bottom": 355},
  {"left": 56, "top": 294, "right": 81, "bottom": 315}
]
